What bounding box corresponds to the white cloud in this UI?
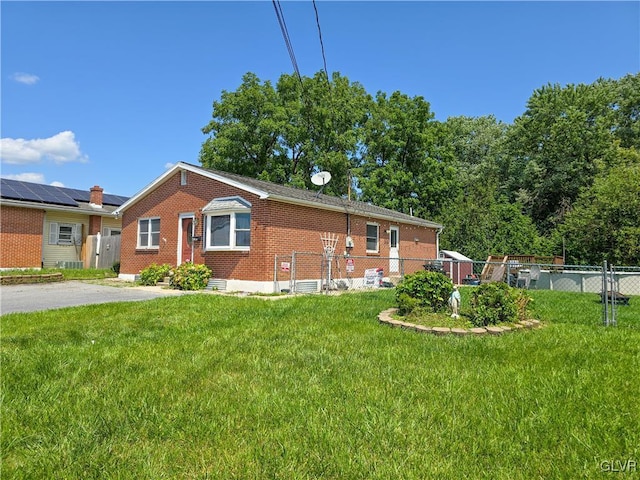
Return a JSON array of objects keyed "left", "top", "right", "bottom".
[
  {"left": 0, "top": 131, "right": 89, "bottom": 165},
  {"left": 165, "top": 162, "right": 175, "bottom": 169},
  {"left": 1, "top": 172, "right": 46, "bottom": 184},
  {"left": 10, "top": 72, "right": 40, "bottom": 85}
]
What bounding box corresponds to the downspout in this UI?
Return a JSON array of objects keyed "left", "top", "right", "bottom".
[{"left": 436, "top": 226, "right": 443, "bottom": 260}]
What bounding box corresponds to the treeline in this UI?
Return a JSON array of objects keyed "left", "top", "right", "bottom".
[{"left": 199, "top": 72, "right": 640, "bottom": 265}]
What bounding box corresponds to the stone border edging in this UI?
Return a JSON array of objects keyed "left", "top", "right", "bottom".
[
  {"left": 377, "top": 308, "right": 543, "bottom": 336},
  {"left": 1, "top": 273, "right": 64, "bottom": 285}
]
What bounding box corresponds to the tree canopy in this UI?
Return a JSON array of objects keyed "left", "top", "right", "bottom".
[{"left": 199, "top": 71, "right": 640, "bottom": 265}]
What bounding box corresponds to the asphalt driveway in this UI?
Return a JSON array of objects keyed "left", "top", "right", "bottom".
[{"left": 0, "top": 280, "right": 187, "bottom": 315}]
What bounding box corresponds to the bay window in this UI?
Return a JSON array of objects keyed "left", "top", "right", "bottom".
[{"left": 203, "top": 196, "right": 251, "bottom": 251}]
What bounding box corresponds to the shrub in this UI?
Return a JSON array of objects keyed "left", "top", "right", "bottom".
[
  {"left": 170, "top": 262, "right": 212, "bottom": 291},
  {"left": 111, "top": 261, "right": 121, "bottom": 274},
  {"left": 470, "top": 282, "right": 531, "bottom": 326},
  {"left": 395, "top": 270, "right": 454, "bottom": 315},
  {"left": 139, "top": 263, "right": 172, "bottom": 286}
]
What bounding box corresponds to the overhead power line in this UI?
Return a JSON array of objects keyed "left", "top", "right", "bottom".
[
  {"left": 272, "top": 0, "right": 302, "bottom": 84},
  {"left": 312, "top": 0, "right": 329, "bottom": 84}
]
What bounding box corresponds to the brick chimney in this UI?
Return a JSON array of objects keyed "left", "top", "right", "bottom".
[{"left": 90, "top": 185, "right": 103, "bottom": 207}]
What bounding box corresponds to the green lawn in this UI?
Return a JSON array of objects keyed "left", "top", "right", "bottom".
[{"left": 2, "top": 288, "right": 638, "bottom": 479}]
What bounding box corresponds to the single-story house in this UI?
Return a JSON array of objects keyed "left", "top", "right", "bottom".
[
  {"left": 0, "top": 178, "right": 128, "bottom": 269},
  {"left": 114, "top": 162, "right": 444, "bottom": 293}
]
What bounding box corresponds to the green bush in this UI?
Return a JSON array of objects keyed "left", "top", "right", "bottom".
[
  {"left": 170, "top": 262, "right": 212, "bottom": 291},
  {"left": 395, "top": 270, "right": 454, "bottom": 315},
  {"left": 139, "top": 263, "right": 172, "bottom": 286},
  {"left": 470, "top": 282, "right": 531, "bottom": 326}
]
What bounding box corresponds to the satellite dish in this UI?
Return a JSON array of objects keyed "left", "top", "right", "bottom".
[
  {"left": 311, "top": 171, "right": 332, "bottom": 186},
  {"left": 311, "top": 171, "right": 332, "bottom": 197}
]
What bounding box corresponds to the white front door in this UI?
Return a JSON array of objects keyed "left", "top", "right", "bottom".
[{"left": 389, "top": 226, "right": 399, "bottom": 273}]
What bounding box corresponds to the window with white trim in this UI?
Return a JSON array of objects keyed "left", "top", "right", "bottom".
[
  {"left": 48, "top": 223, "right": 82, "bottom": 245},
  {"left": 366, "top": 223, "right": 379, "bottom": 253},
  {"left": 102, "top": 227, "right": 121, "bottom": 236},
  {"left": 206, "top": 212, "right": 250, "bottom": 250},
  {"left": 203, "top": 196, "right": 252, "bottom": 251},
  {"left": 137, "top": 218, "right": 160, "bottom": 249}
]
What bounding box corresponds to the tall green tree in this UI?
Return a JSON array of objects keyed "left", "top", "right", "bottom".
[
  {"left": 436, "top": 116, "right": 547, "bottom": 260},
  {"left": 610, "top": 73, "right": 640, "bottom": 150},
  {"left": 506, "top": 79, "right": 619, "bottom": 232},
  {"left": 357, "top": 91, "right": 455, "bottom": 219},
  {"left": 557, "top": 147, "right": 640, "bottom": 265},
  {"left": 199, "top": 71, "right": 371, "bottom": 196}
]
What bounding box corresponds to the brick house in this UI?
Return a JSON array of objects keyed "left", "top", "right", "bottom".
[
  {"left": 0, "top": 179, "right": 127, "bottom": 269},
  {"left": 115, "top": 162, "right": 444, "bottom": 293}
]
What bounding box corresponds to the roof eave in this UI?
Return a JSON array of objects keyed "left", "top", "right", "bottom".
[
  {"left": 268, "top": 194, "right": 442, "bottom": 229},
  {"left": 0, "top": 198, "right": 119, "bottom": 217},
  {"left": 114, "top": 162, "right": 269, "bottom": 216}
]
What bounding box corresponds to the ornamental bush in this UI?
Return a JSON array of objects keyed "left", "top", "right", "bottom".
[
  {"left": 470, "top": 282, "right": 531, "bottom": 327},
  {"left": 395, "top": 270, "right": 454, "bottom": 315},
  {"left": 170, "top": 262, "right": 212, "bottom": 291},
  {"left": 139, "top": 263, "right": 172, "bottom": 286}
]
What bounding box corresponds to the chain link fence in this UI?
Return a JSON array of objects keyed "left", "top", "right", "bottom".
[{"left": 274, "top": 253, "right": 639, "bottom": 325}]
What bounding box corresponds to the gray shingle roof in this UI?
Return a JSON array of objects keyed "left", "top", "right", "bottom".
[{"left": 184, "top": 163, "right": 442, "bottom": 229}]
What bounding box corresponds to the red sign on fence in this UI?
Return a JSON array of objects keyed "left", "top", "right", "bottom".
[{"left": 346, "top": 258, "right": 355, "bottom": 273}]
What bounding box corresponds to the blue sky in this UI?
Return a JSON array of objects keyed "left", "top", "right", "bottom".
[{"left": 1, "top": 1, "right": 638, "bottom": 197}]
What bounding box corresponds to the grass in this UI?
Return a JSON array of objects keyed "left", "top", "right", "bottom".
[{"left": 2, "top": 288, "right": 639, "bottom": 479}]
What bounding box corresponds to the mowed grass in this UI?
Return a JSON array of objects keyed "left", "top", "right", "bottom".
[{"left": 2, "top": 288, "right": 639, "bottom": 479}]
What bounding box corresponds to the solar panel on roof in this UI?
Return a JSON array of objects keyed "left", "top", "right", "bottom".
[
  {"left": 65, "top": 188, "right": 90, "bottom": 202},
  {"left": 2, "top": 181, "right": 42, "bottom": 202},
  {"left": 102, "top": 193, "right": 128, "bottom": 205},
  {"left": 0, "top": 179, "right": 78, "bottom": 206},
  {"left": 1, "top": 178, "right": 128, "bottom": 207}
]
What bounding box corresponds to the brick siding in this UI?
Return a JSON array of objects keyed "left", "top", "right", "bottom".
[
  {"left": 0, "top": 206, "right": 45, "bottom": 268},
  {"left": 119, "top": 171, "right": 438, "bottom": 281}
]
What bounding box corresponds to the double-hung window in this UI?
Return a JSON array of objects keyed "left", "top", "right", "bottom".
[
  {"left": 48, "top": 223, "right": 82, "bottom": 245},
  {"left": 203, "top": 197, "right": 251, "bottom": 251},
  {"left": 366, "top": 223, "right": 379, "bottom": 253},
  {"left": 138, "top": 218, "right": 160, "bottom": 249}
]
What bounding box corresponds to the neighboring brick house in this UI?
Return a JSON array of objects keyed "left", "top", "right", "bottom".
[
  {"left": 0, "top": 179, "right": 127, "bottom": 269},
  {"left": 115, "top": 162, "right": 444, "bottom": 293}
]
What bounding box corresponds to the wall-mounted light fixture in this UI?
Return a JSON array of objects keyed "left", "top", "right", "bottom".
[{"left": 414, "top": 237, "right": 420, "bottom": 243}]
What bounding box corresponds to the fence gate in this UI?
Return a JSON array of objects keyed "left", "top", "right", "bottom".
[
  {"left": 86, "top": 234, "right": 121, "bottom": 269},
  {"left": 274, "top": 254, "right": 293, "bottom": 293}
]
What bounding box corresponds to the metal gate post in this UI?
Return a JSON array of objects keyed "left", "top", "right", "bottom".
[
  {"left": 610, "top": 264, "right": 617, "bottom": 326},
  {"left": 291, "top": 252, "right": 296, "bottom": 294},
  {"left": 603, "top": 260, "right": 609, "bottom": 326}
]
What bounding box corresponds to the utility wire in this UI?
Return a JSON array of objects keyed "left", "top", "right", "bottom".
[
  {"left": 312, "top": 0, "right": 330, "bottom": 85},
  {"left": 272, "top": 0, "right": 302, "bottom": 85}
]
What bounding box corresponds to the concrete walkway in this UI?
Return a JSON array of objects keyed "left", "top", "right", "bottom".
[{"left": 0, "top": 280, "right": 189, "bottom": 315}]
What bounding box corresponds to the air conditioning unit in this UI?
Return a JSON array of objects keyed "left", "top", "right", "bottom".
[{"left": 56, "top": 261, "right": 84, "bottom": 269}]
